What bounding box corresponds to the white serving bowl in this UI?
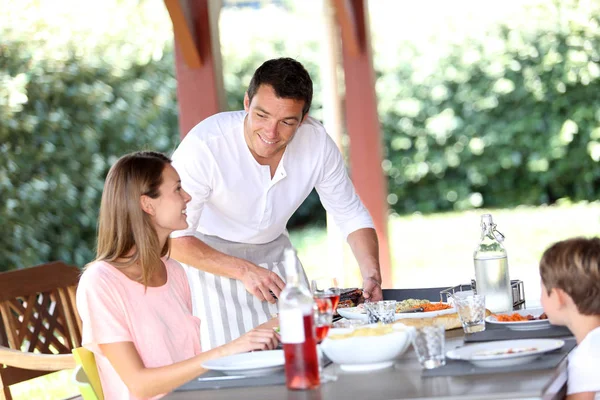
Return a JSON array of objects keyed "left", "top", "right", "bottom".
[{"left": 321, "top": 323, "right": 414, "bottom": 372}]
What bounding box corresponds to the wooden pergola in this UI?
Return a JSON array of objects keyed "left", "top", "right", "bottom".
[{"left": 164, "top": 0, "right": 393, "bottom": 288}]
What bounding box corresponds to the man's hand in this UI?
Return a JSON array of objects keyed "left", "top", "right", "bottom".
[
  {"left": 240, "top": 262, "right": 286, "bottom": 304},
  {"left": 363, "top": 277, "right": 383, "bottom": 301},
  {"left": 347, "top": 228, "right": 383, "bottom": 301},
  {"left": 170, "top": 237, "right": 285, "bottom": 303}
]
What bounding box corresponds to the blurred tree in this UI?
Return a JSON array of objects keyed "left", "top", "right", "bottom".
[
  {"left": 378, "top": 0, "right": 600, "bottom": 214},
  {"left": 0, "top": 5, "right": 325, "bottom": 271},
  {"left": 0, "top": 35, "right": 179, "bottom": 271},
  {"left": 2, "top": 0, "right": 600, "bottom": 271}
]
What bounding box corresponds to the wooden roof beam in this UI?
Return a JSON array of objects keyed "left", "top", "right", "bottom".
[
  {"left": 164, "top": 0, "right": 203, "bottom": 68},
  {"left": 331, "top": 0, "right": 365, "bottom": 57},
  {"left": 164, "top": 0, "right": 226, "bottom": 136}
]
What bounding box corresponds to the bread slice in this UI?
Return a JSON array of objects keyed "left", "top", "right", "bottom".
[{"left": 394, "top": 309, "right": 492, "bottom": 331}]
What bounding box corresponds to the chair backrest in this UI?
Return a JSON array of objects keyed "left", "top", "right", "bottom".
[
  {"left": 73, "top": 347, "right": 104, "bottom": 400},
  {"left": 0, "top": 261, "right": 82, "bottom": 398},
  {"left": 73, "top": 365, "right": 99, "bottom": 400}
]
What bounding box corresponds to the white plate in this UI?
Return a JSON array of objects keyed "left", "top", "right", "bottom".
[
  {"left": 485, "top": 308, "right": 551, "bottom": 331},
  {"left": 201, "top": 350, "right": 285, "bottom": 376},
  {"left": 446, "top": 339, "right": 564, "bottom": 368},
  {"left": 337, "top": 303, "right": 456, "bottom": 321}
]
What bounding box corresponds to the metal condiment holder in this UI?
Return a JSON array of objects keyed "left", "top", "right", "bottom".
[{"left": 440, "top": 279, "right": 526, "bottom": 310}]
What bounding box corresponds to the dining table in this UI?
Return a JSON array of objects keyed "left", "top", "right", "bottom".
[{"left": 165, "top": 327, "right": 571, "bottom": 400}]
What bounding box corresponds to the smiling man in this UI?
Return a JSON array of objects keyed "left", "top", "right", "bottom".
[{"left": 169, "top": 58, "right": 382, "bottom": 350}]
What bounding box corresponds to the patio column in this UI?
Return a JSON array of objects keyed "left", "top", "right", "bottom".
[
  {"left": 332, "top": 0, "right": 392, "bottom": 288},
  {"left": 165, "top": 0, "right": 226, "bottom": 138}
]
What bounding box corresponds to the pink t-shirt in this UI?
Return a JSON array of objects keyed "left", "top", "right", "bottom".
[{"left": 76, "top": 258, "right": 202, "bottom": 400}]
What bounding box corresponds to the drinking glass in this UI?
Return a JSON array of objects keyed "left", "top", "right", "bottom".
[
  {"left": 313, "top": 297, "right": 337, "bottom": 383},
  {"left": 412, "top": 324, "right": 446, "bottom": 369},
  {"left": 451, "top": 293, "right": 486, "bottom": 333},
  {"left": 364, "top": 300, "right": 397, "bottom": 324},
  {"left": 313, "top": 297, "right": 333, "bottom": 343},
  {"left": 311, "top": 279, "right": 341, "bottom": 311}
]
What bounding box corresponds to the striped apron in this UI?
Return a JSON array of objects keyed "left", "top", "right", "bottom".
[{"left": 181, "top": 233, "right": 309, "bottom": 350}]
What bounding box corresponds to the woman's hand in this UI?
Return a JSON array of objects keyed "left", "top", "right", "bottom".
[
  {"left": 224, "top": 328, "right": 280, "bottom": 355},
  {"left": 256, "top": 316, "right": 279, "bottom": 330}
]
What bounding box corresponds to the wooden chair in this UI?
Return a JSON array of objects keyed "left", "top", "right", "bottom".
[{"left": 0, "top": 261, "right": 82, "bottom": 400}]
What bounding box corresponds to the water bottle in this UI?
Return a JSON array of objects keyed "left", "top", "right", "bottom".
[
  {"left": 279, "top": 249, "right": 320, "bottom": 390},
  {"left": 473, "top": 214, "right": 513, "bottom": 313}
]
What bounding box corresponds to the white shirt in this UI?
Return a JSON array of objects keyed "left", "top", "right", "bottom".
[
  {"left": 171, "top": 111, "right": 374, "bottom": 243},
  {"left": 567, "top": 326, "right": 600, "bottom": 397}
]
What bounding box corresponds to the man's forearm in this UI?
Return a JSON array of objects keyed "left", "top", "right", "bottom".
[
  {"left": 347, "top": 228, "right": 382, "bottom": 284},
  {"left": 171, "top": 236, "right": 286, "bottom": 302},
  {"left": 170, "top": 236, "right": 246, "bottom": 280}
]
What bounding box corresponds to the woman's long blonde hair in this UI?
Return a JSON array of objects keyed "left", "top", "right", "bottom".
[{"left": 91, "top": 151, "right": 171, "bottom": 286}]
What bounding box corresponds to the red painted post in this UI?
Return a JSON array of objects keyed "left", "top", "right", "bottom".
[
  {"left": 170, "top": 0, "right": 225, "bottom": 139},
  {"left": 338, "top": 0, "right": 392, "bottom": 288}
]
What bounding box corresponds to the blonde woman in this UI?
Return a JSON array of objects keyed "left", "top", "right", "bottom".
[{"left": 76, "top": 151, "right": 279, "bottom": 399}]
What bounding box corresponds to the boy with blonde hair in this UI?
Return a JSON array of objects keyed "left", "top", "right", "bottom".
[{"left": 539, "top": 237, "right": 600, "bottom": 400}]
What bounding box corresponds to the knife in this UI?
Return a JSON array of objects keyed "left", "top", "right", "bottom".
[
  {"left": 197, "top": 375, "right": 248, "bottom": 381},
  {"left": 398, "top": 307, "right": 424, "bottom": 313}
]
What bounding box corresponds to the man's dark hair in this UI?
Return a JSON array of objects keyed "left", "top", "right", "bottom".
[{"left": 247, "top": 57, "right": 313, "bottom": 118}]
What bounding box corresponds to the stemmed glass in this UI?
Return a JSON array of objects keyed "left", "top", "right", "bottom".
[
  {"left": 314, "top": 296, "right": 333, "bottom": 343},
  {"left": 311, "top": 278, "right": 341, "bottom": 311},
  {"left": 313, "top": 290, "right": 337, "bottom": 382}
]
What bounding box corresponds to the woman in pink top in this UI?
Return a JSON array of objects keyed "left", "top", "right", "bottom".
[{"left": 76, "top": 151, "right": 279, "bottom": 399}]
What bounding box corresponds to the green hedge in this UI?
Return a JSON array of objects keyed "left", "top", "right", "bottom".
[
  {"left": 2, "top": 1, "right": 599, "bottom": 271},
  {"left": 0, "top": 28, "right": 323, "bottom": 271},
  {"left": 378, "top": 1, "right": 600, "bottom": 214},
  {"left": 0, "top": 31, "right": 180, "bottom": 271}
]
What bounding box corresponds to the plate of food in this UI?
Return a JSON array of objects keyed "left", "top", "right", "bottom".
[
  {"left": 446, "top": 338, "right": 564, "bottom": 368},
  {"left": 337, "top": 299, "right": 455, "bottom": 321},
  {"left": 486, "top": 308, "right": 551, "bottom": 331}
]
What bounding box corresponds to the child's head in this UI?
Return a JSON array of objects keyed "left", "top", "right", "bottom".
[
  {"left": 539, "top": 237, "right": 600, "bottom": 324},
  {"left": 95, "top": 151, "right": 190, "bottom": 283}
]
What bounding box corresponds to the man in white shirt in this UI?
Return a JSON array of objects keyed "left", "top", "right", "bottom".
[{"left": 170, "top": 58, "right": 383, "bottom": 349}]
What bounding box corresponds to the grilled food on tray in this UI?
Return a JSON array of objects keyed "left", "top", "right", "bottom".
[{"left": 336, "top": 288, "right": 365, "bottom": 311}]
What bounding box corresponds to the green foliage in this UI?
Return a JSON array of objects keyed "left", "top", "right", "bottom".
[
  {"left": 0, "top": 27, "right": 180, "bottom": 271},
  {"left": 2, "top": 0, "right": 600, "bottom": 272},
  {"left": 0, "top": 6, "right": 324, "bottom": 271},
  {"left": 378, "top": 0, "right": 600, "bottom": 214}
]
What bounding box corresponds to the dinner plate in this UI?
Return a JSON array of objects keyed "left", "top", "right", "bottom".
[
  {"left": 201, "top": 350, "right": 285, "bottom": 376},
  {"left": 485, "top": 308, "right": 551, "bottom": 331},
  {"left": 337, "top": 303, "right": 456, "bottom": 321},
  {"left": 446, "top": 339, "right": 564, "bottom": 368}
]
